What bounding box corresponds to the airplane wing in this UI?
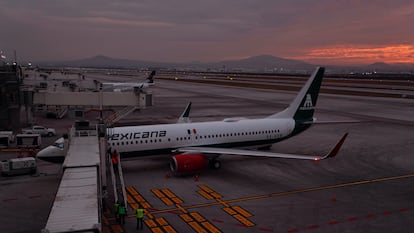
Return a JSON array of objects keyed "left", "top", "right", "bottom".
[
  {"left": 301, "top": 117, "right": 364, "bottom": 125},
  {"left": 174, "top": 133, "right": 348, "bottom": 161}
]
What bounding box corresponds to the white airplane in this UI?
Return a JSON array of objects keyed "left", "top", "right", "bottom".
[
  {"left": 106, "top": 67, "right": 347, "bottom": 175},
  {"left": 101, "top": 70, "right": 155, "bottom": 92},
  {"left": 36, "top": 137, "right": 66, "bottom": 163},
  {"left": 37, "top": 67, "right": 348, "bottom": 175}
]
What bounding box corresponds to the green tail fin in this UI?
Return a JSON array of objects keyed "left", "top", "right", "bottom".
[{"left": 269, "top": 67, "right": 325, "bottom": 122}]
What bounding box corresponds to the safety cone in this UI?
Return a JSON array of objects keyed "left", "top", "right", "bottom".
[{"left": 165, "top": 171, "right": 171, "bottom": 179}]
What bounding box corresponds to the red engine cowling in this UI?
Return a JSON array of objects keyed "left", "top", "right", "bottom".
[{"left": 170, "top": 153, "right": 208, "bottom": 175}]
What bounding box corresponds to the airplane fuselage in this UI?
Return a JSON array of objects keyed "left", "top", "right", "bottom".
[{"left": 107, "top": 118, "right": 296, "bottom": 158}]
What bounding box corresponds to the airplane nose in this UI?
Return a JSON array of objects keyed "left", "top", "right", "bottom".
[{"left": 36, "top": 146, "right": 65, "bottom": 163}]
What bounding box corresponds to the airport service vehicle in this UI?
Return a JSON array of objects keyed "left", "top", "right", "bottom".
[
  {"left": 0, "top": 131, "right": 14, "bottom": 148},
  {"left": 0, "top": 134, "right": 9, "bottom": 148},
  {"left": 0, "top": 131, "right": 14, "bottom": 143},
  {"left": 22, "top": 125, "right": 56, "bottom": 137},
  {"left": 101, "top": 70, "right": 155, "bottom": 92},
  {"left": 16, "top": 134, "right": 41, "bottom": 148},
  {"left": 38, "top": 67, "right": 348, "bottom": 175},
  {"left": 0, "top": 157, "right": 37, "bottom": 176}
]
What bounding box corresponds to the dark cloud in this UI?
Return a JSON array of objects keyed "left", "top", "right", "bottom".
[{"left": 0, "top": 0, "right": 413, "bottom": 64}]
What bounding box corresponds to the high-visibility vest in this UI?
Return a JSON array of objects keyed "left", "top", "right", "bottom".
[
  {"left": 118, "top": 205, "right": 126, "bottom": 215},
  {"left": 136, "top": 208, "right": 144, "bottom": 218}
]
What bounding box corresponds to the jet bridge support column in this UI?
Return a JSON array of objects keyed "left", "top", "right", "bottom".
[{"left": 98, "top": 123, "right": 107, "bottom": 203}]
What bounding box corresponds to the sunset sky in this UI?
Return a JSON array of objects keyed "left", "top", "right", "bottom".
[{"left": 0, "top": 0, "right": 413, "bottom": 65}]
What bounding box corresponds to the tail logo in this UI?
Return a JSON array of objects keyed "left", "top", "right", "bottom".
[{"left": 300, "top": 94, "right": 314, "bottom": 110}]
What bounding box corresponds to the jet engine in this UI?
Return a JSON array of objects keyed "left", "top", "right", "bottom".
[{"left": 170, "top": 153, "right": 208, "bottom": 175}]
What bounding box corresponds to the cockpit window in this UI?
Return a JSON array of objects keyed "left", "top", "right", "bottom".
[{"left": 53, "top": 142, "right": 64, "bottom": 149}]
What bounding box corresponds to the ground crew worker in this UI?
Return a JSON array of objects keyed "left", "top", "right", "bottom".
[
  {"left": 136, "top": 205, "right": 144, "bottom": 230},
  {"left": 114, "top": 201, "right": 120, "bottom": 223},
  {"left": 112, "top": 150, "right": 119, "bottom": 172},
  {"left": 118, "top": 203, "right": 126, "bottom": 225}
]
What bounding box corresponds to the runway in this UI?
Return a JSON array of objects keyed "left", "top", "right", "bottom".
[{"left": 1, "top": 71, "right": 413, "bottom": 233}]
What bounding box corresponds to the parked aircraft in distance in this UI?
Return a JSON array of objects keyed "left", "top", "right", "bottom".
[
  {"left": 37, "top": 67, "right": 348, "bottom": 175},
  {"left": 101, "top": 70, "right": 155, "bottom": 92}
]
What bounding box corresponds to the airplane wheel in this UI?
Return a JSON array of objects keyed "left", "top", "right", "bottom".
[{"left": 210, "top": 160, "right": 221, "bottom": 170}]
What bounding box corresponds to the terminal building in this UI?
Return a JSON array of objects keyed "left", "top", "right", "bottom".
[{"left": 0, "top": 65, "right": 33, "bottom": 131}]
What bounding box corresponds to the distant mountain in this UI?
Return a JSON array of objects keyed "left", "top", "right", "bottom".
[{"left": 40, "top": 54, "right": 414, "bottom": 74}]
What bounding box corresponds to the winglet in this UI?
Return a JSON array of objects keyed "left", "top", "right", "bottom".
[
  {"left": 323, "top": 132, "right": 348, "bottom": 159},
  {"left": 177, "top": 102, "right": 192, "bottom": 123}
]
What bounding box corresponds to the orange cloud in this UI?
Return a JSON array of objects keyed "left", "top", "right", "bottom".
[{"left": 294, "top": 45, "right": 414, "bottom": 65}]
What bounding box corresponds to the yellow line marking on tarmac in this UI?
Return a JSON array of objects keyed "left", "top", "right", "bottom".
[
  {"left": 134, "top": 194, "right": 145, "bottom": 202},
  {"left": 233, "top": 214, "right": 255, "bottom": 227},
  {"left": 180, "top": 213, "right": 193, "bottom": 222},
  {"left": 150, "top": 227, "right": 163, "bottom": 233},
  {"left": 210, "top": 192, "right": 222, "bottom": 199},
  {"left": 223, "top": 207, "right": 237, "bottom": 215},
  {"left": 162, "top": 188, "right": 177, "bottom": 198},
  {"left": 142, "top": 202, "right": 152, "bottom": 209},
  {"left": 190, "top": 212, "right": 206, "bottom": 222},
  {"left": 151, "top": 189, "right": 165, "bottom": 198},
  {"left": 188, "top": 221, "right": 208, "bottom": 233},
  {"left": 145, "top": 219, "right": 157, "bottom": 228},
  {"left": 227, "top": 173, "right": 414, "bottom": 204},
  {"left": 126, "top": 186, "right": 138, "bottom": 195},
  {"left": 126, "top": 186, "right": 154, "bottom": 221},
  {"left": 201, "top": 221, "right": 222, "bottom": 233},
  {"left": 232, "top": 205, "right": 253, "bottom": 217},
  {"left": 148, "top": 173, "right": 414, "bottom": 215},
  {"left": 176, "top": 204, "right": 188, "bottom": 213},
  {"left": 198, "top": 190, "right": 214, "bottom": 200},
  {"left": 216, "top": 198, "right": 230, "bottom": 207},
  {"left": 156, "top": 217, "right": 169, "bottom": 226},
  {"left": 161, "top": 197, "right": 174, "bottom": 206},
  {"left": 199, "top": 184, "right": 214, "bottom": 193},
  {"left": 172, "top": 197, "right": 183, "bottom": 204},
  {"left": 163, "top": 225, "right": 178, "bottom": 233}
]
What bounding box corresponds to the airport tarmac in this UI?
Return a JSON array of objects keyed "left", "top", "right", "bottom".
[
  {"left": 115, "top": 77, "right": 414, "bottom": 233},
  {"left": 1, "top": 72, "right": 414, "bottom": 233}
]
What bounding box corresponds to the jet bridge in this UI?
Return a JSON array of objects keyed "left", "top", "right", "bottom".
[
  {"left": 33, "top": 90, "right": 151, "bottom": 107},
  {"left": 32, "top": 89, "right": 152, "bottom": 125},
  {"left": 41, "top": 123, "right": 128, "bottom": 233}
]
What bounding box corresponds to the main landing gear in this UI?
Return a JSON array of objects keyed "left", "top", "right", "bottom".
[{"left": 209, "top": 159, "right": 221, "bottom": 170}]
